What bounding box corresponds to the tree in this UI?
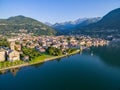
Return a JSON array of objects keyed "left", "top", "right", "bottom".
[
  {"left": 22, "top": 47, "right": 41, "bottom": 59},
  {"left": 47, "top": 47, "right": 63, "bottom": 56},
  {"left": 0, "top": 38, "right": 10, "bottom": 47}
]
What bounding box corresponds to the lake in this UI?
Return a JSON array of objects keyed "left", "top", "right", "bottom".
[{"left": 0, "top": 46, "right": 120, "bottom": 90}]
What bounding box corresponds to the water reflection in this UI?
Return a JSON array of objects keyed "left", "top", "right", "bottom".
[
  {"left": 56, "top": 58, "right": 62, "bottom": 62},
  {"left": 0, "top": 68, "right": 20, "bottom": 76},
  {"left": 10, "top": 68, "right": 20, "bottom": 76},
  {"left": 90, "top": 46, "right": 120, "bottom": 68},
  {"left": 0, "top": 70, "right": 8, "bottom": 75},
  {"left": 31, "top": 62, "right": 44, "bottom": 68}
]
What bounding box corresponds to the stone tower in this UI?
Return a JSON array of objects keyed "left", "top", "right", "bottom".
[{"left": 10, "top": 42, "right": 15, "bottom": 50}]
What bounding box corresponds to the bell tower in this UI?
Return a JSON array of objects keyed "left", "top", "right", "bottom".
[{"left": 10, "top": 42, "right": 15, "bottom": 50}]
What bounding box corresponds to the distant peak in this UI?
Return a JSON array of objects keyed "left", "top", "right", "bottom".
[
  {"left": 15, "top": 15, "right": 26, "bottom": 18},
  {"left": 8, "top": 15, "right": 26, "bottom": 20},
  {"left": 113, "top": 8, "right": 120, "bottom": 11}
]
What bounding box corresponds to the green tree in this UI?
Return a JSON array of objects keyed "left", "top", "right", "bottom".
[
  {"left": 47, "top": 47, "right": 63, "bottom": 56},
  {"left": 22, "top": 47, "right": 41, "bottom": 59}
]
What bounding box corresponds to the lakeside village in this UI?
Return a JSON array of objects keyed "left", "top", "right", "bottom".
[{"left": 0, "top": 33, "right": 108, "bottom": 69}]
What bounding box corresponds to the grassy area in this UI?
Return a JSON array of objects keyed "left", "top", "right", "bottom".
[
  {"left": 0, "top": 54, "right": 53, "bottom": 69},
  {"left": 0, "top": 60, "right": 25, "bottom": 69},
  {"left": 29, "top": 54, "right": 55, "bottom": 64},
  {"left": 0, "top": 50, "right": 80, "bottom": 70}
]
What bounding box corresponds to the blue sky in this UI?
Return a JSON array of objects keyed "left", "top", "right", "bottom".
[{"left": 0, "top": 0, "right": 120, "bottom": 23}]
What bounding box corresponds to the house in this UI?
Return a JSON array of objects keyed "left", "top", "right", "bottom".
[
  {"left": 15, "top": 44, "right": 22, "bottom": 51},
  {"left": 22, "top": 55, "right": 29, "bottom": 62},
  {"left": 86, "top": 41, "right": 92, "bottom": 47},
  {"left": 8, "top": 50, "right": 20, "bottom": 62},
  {"left": 80, "top": 41, "right": 85, "bottom": 46},
  {"left": 39, "top": 48, "right": 46, "bottom": 52}
]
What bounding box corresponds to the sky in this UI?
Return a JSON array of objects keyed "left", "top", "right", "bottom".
[{"left": 0, "top": 0, "right": 120, "bottom": 24}]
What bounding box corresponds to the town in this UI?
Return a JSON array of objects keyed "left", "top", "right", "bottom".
[{"left": 0, "top": 33, "right": 108, "bottom": 63}]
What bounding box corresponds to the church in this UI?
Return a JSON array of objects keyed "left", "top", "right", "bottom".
[
  {"left": 0, "top": 42, "right": 20, "bottom": 62},
  {"left": 7, "top": 42, "right": 20, "bottom": 62}
]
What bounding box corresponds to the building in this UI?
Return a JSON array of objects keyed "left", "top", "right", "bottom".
[
  {"left": 8, "top": 50, "right": 20, "bottom": 62},
  {"left": 22, "top": 55, "right": 29, "bottom": 62},
  {"left": 7, "top": 42, "right": 20, "bottom": 62},
  {"left": 15, "top": 44, "right": 21, "bottom": 51},
  {"left": 10, "top": 42, "right": 15, "bottom": 50},
  {"left": 0, "top": 49, "right": 6, "bottom": 62}
]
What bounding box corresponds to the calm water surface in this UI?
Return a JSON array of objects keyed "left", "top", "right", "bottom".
[{"left": 0, "top": 47, "right": 120, "bottom": 90}]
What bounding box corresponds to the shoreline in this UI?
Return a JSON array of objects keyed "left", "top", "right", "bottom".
[{"left": 0, "top": 50, "right": 80, "bottom": 71}]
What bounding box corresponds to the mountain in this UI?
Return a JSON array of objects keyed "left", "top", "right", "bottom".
[
  {"left": 52, "top": 18, "right": 88, "bottom": 31},
  {"left": 44, "top": 22, "right": 52, "bottom": 26},
  {"left": 0, "top": 15, "right": 56, "bottom": 36},
  {"left": 76, "top": 17, "right": 101, "bottom": 27},
  {"left": 52, "top": 17, "right": 101, "bottom": 34},
  {"left": 72, "top": 8, "right": 120, "bottom": 38}
]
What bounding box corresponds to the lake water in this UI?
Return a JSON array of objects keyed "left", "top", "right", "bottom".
[{"left": 0, "top": 46, "right": 120, "bottom": 90}]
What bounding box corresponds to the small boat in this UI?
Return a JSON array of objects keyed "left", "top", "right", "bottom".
[{"left": 91, "top": 51, "right": 93, "bottom": 56}]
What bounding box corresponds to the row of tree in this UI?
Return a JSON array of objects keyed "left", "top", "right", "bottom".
[
  {"left": 47, "top": 47, "right": 62, "bottom": 56},
  {"left": 0, "top": 38, "right": 9, "bottom": 47},
  {"left": 21, "top": 47, "right": 41, "bottom": 59},
  {"left": 46, "top": 47, "right": 77, "bottom": 56}
]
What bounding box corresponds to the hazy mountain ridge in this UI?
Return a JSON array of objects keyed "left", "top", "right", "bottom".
[
  {"left": 52, "top": 17, "right": 101, "bottom": 34},
  {"left": 71, "top": 8, "right": 120, "bottom": 38}
]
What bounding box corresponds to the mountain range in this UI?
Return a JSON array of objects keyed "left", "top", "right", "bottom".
[
  {"left": 0, "top": 8, "right": 120, "bottom": 37},
  {"left": 71, "top": 8, "right": 120, "bottom": 38},
  {"left": 51, "top": 17, "right": 101, "bottom": 34},
  {"left": 50, "top": 8, "right": 120, "bottom": 38},
  {"left": 0, "top": 15, "right": 56, "bottom": 36}
]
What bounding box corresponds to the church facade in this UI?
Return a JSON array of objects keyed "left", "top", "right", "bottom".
[{"left": 0, "top": 42, "right": 20, "bottom": 62}]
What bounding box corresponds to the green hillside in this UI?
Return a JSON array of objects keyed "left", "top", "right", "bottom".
[{"left": 0, "top": 15, "right": 56, "bottom": 36}]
